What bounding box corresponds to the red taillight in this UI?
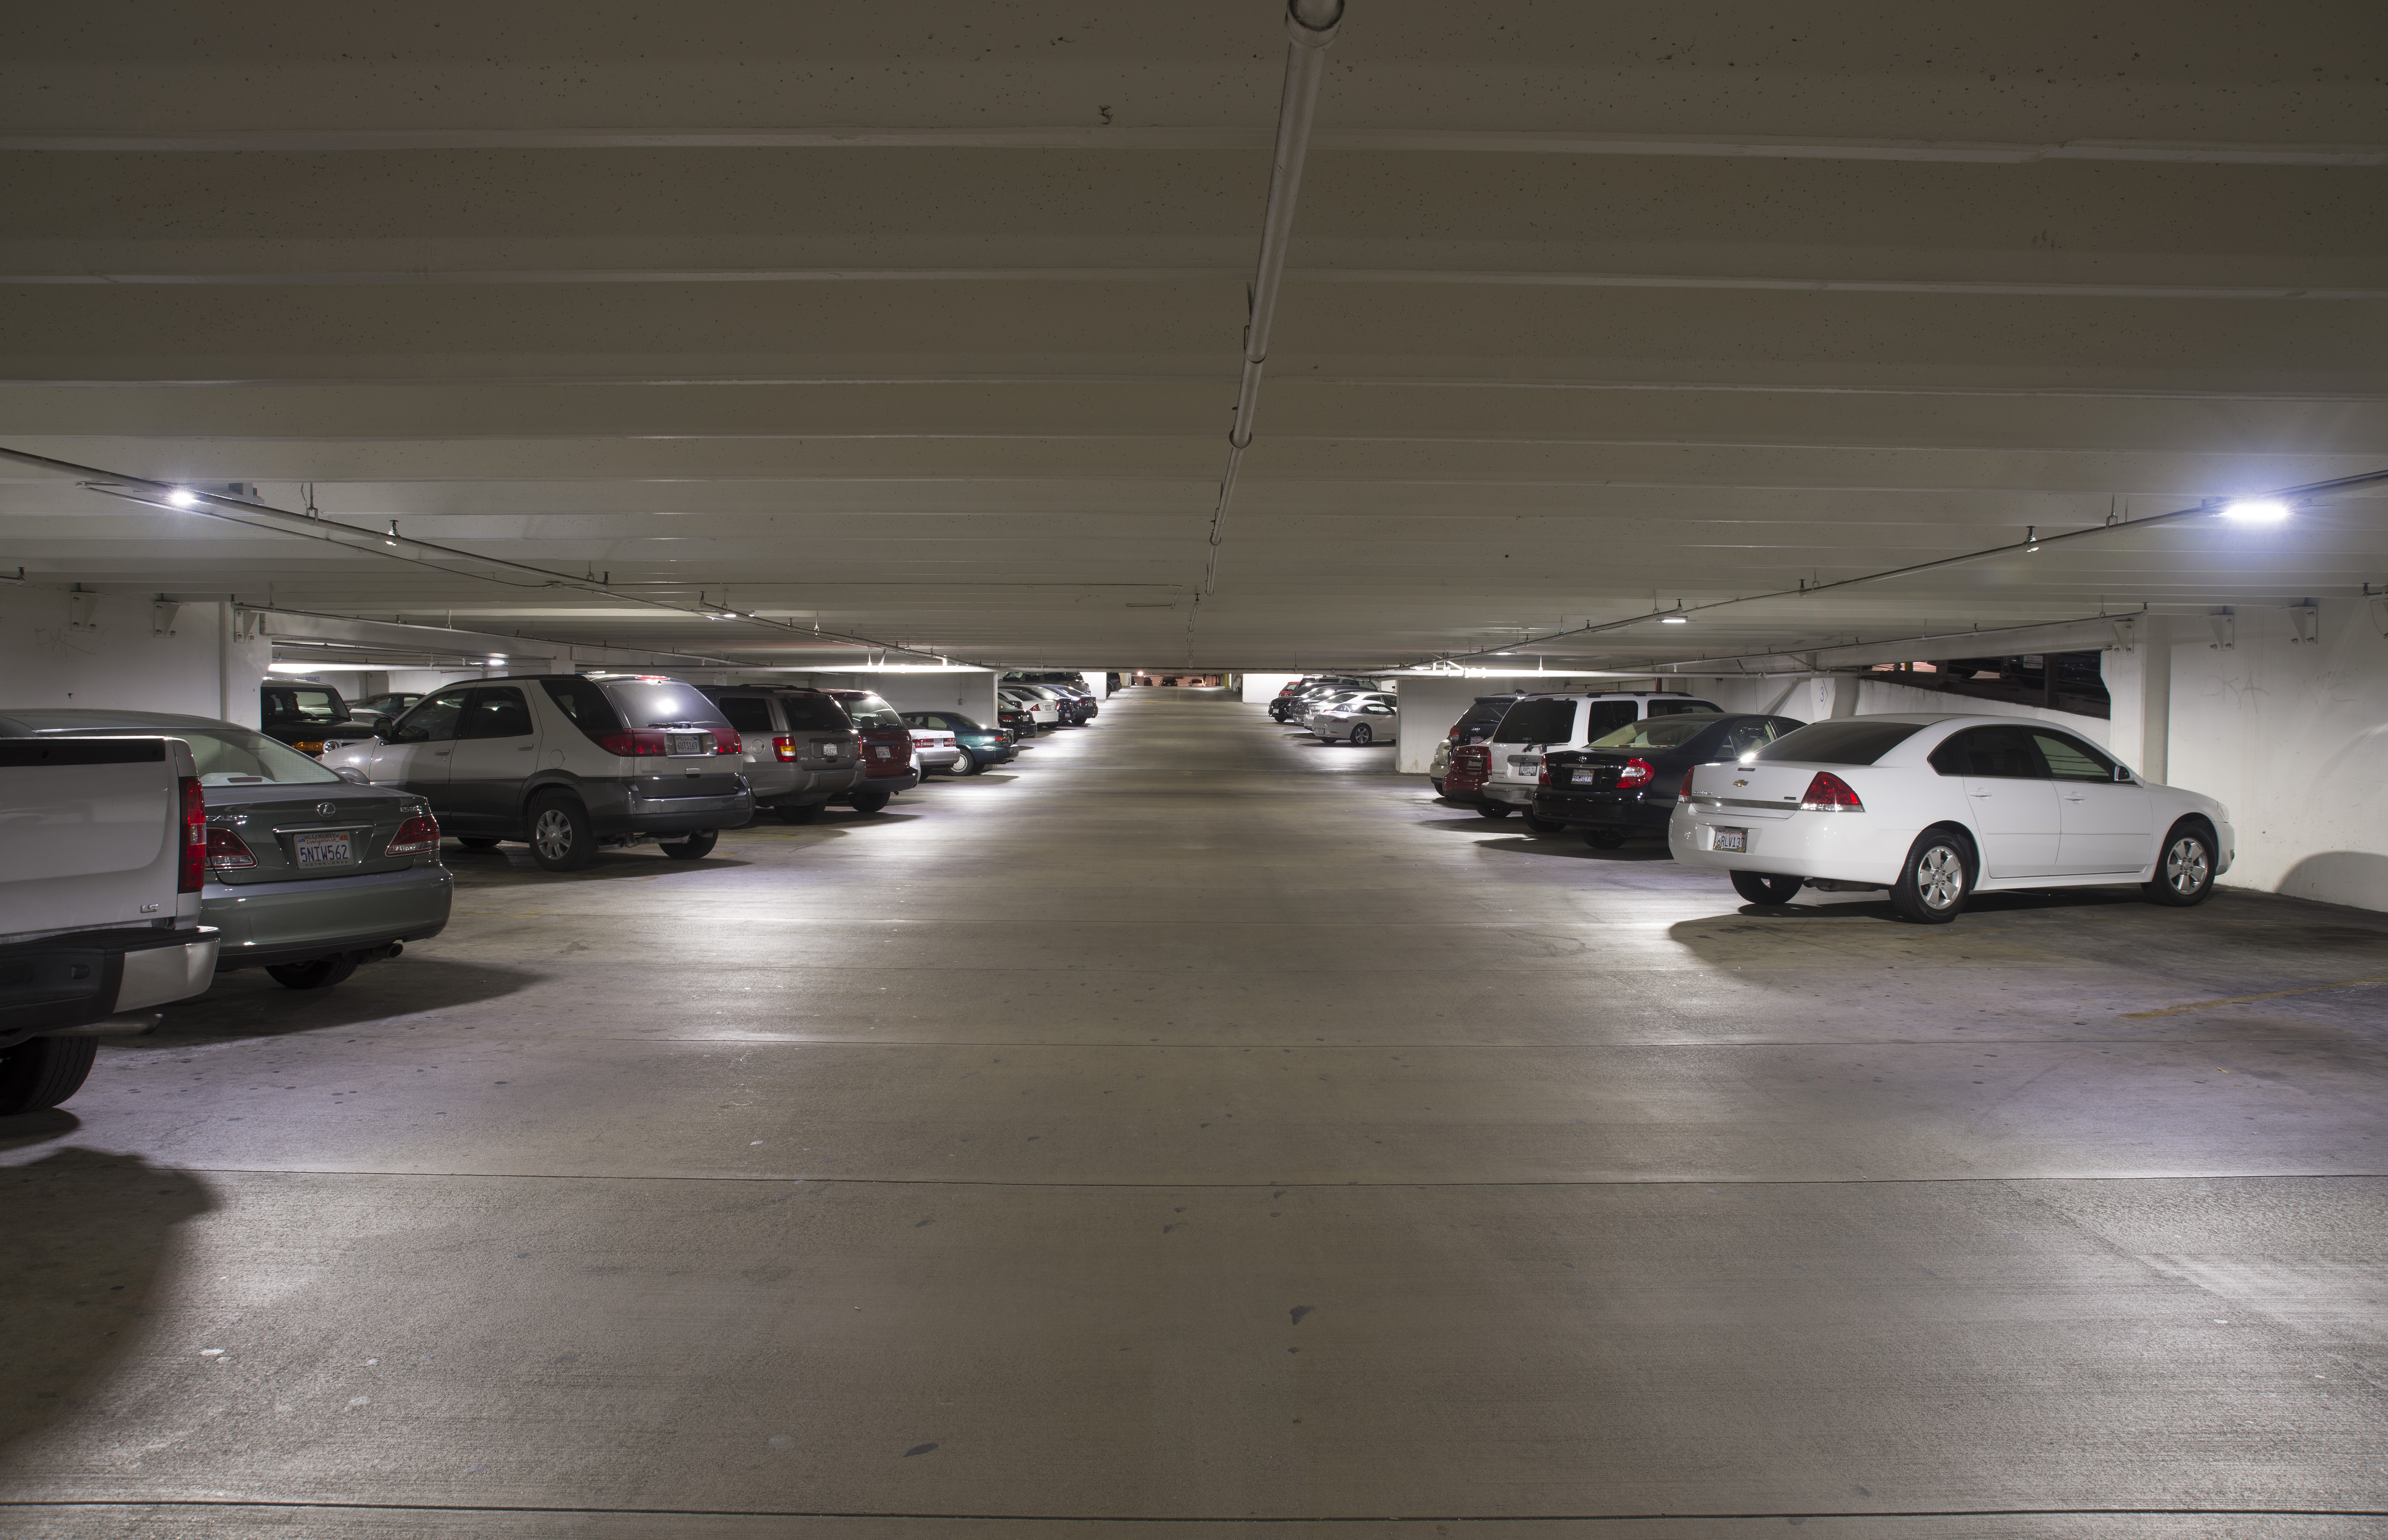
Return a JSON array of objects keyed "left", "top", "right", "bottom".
[
  {"left": 205, "top": 825, "right": 255, "bottom": 871},
  {"left": 1448, "top": 724, "right": 1465, "bottom": 741},
  {"left": 711, "top": 728, "right": 742, "bottom": 755},
  {"left": 1538, "top": 761, "right": 1552, "bottom": 786},
  {"left": 178, "top": 776, "right": 207, "bottom": 892},
  {"left": 385, "top": 814, "right": 440, "bottom": 857},
  {"left": 772, "top": 734, "right": 797, "bottom": 762},
  {"left": 590, "top": 729, "right": 668, "bottom": 756},
  {"left": 1618, "top": 757, "right": 1655, "bottom": 788},
  {"left": 1678, "top": 766, "right": 1697, "bottom": 800},
  {"left": 1800, "top": 771, "right": 1864, "bottom": 811}
]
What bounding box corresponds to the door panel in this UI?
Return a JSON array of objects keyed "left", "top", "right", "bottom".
[
  {"left": 444, "top": 687, "right": 539, "bottom": 833},
  {"left": 2033, "top": 730, "right": 2152, "bottom": 874},
  {"left": 1936, "top": 725, "right": 2058, "bottom": 877},
  {"left": 363, "top": 687, "right": 467, "bottom": 805}
]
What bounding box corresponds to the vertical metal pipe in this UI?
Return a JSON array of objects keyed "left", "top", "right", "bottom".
[{"left": 1202, "top": 0, "right": 1342, "bottom": 596}]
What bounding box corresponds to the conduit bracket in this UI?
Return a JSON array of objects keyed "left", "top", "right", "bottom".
[{"left": 2288, "top": 600, "right": 2320, "bottom": 646}]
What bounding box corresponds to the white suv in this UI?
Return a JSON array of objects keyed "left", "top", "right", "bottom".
[
  {"left": 326, "top": 673, "right": 755, "bottom": 871},
  {"left": 1473, "top": 691, "right": 1721, "bottom": 817}
]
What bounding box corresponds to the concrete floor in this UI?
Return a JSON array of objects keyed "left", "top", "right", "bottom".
[{"left": 5, "top": 687, "right": 2387, "bottom": 1537}]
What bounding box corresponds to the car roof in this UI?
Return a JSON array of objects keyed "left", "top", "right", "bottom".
[{"left": 0, "top": 707, "right": 242, "bottom": 733}]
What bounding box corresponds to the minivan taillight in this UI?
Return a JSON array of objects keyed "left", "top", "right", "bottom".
[
  {"left": 1617, "top": 758, "right": 1655, "bottom": 788},
  {"left": 179, "top": 776, "right": 207, "bottom": 891},
  {"left": 205, "top": 826, "right": 256, "bottom": 871},
  {"left": 711, "top": 728, "right": 742, "bottom": 755},
  {"left": 1800, "top": 772, "right": 1864, "bottom": 811},
  {"left": 772, "top": 734, "right": 797, "bottom": 762},
  {"left": 385, "top": 814, "right": 441, "bottom": 857},
  {"left": 589, "top": 729, "right": 668, "bottom": 756}
]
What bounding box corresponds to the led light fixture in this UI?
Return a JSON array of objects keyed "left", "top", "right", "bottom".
[
  {"left": 165, "top": 487, "right": 201, "bottom": 508},
  {"left": 1661, "top": 615, "right": 1689, "bottom": 624},
  {"left": 2220, "top": 498, "right": 2291, "bottom": 523}
]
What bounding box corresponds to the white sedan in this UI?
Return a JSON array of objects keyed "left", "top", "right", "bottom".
[
  {"left": 999, "top": 688, "right": 1059, "bottom": 729},
  {"left": 909, "top": 723, "right": 960, "bottom": 773},
  {"left": 1312, "top": 694, "right": 1398, "bottom": 744},
  {"left": 1671, "top": 713, "right": 2234, "bottom": 923}
]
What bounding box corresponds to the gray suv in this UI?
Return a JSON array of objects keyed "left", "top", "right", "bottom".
[
  {"left": 326, "top": 673, "right": 754, "bottom": 871},
  {"left": 698, "top": 685, "right": 869, "bottom": 823}
]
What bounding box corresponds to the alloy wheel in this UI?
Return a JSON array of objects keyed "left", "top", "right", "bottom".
[
  {"left": 534, "top": 809, "right": 575, "bottom": 861},
  {"left": 1915, "top": 845, "right": 1965, "bottom": 909},
  {"left": 2165, "top": 837, "right": 2210, "bottom": 895}
]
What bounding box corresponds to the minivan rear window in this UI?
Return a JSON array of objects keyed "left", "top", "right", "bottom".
[
  {"left": 598, "top": 680, "right": 731, "bottom": 729},
  {"left": 1493, "top": 699, "right": 1577, "bottom": 744},
  {"left": 1756, "top": 720, "right": 1925, "bottom": 766},
  {"left": 831, "top": 692, "right": 905, "bottom": 730}
]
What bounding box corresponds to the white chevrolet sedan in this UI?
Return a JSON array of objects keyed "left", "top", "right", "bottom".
[{"left": 1672, "top": 714, "right": 2234, "bottom": 923}]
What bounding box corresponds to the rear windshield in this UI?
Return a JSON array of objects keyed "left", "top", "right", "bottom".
[
  {"left": 833, "top": 692, "right": 905, "bottom": 729},
  {"left": 598, "top": 680, "right": 730, "bottom": 729},
  {"left": 778, "top": 694, "right": 850, "bottom": 732},
  {"left": 55, "top": 725, "right": 341, "bottom": 785},
  {"left": 1590, "top": 714, "right": 1720, "bottom": 750},
  {"left": 1493, "top": 699, "right": 1577, "bottom": 744},
  {"left": 540, "top": 677, "right": 623, "bottom": 733},
  {"left": 714, "top": 696, "right": 773, "bottom": 734},
  {"left": 263, "top": 687, "right": 347, "bottom": 725},
  {"left": 1757, "top": 720, "right": 1926, "bottom": 766},
  {"left": 1645, "top": 698, "right": 1722, "bottom": 717}
]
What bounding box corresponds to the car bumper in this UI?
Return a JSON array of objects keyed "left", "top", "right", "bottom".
[
  {"left": 0, "top": 926, "right": 221, "bottom": 1045},
  {"left": 851, "top": 768, "right": 920, "bottom": 795},
  {"left": 205, "top": 865, "right": 454, "bottom": 968},
  {"left": 1669, "top": 804, "right": 1910, "bottom": 885},
  {"left": 917, "top": 747, "right": 962, "bottom": 768},
  {"left": 604, "top": 789, "right": 755, "bottom": 836},
  {"left": 1533, "top": 790, "right": 1676, "bottom": 831},
  {"left": 960, "top": 740, "right": 1015, "bottom": 763},
  {"left": 1483, "top": 781, "right": 1538, "bottom": 806}
]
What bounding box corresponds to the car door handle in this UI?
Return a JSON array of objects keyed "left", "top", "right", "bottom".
[
  {"left": 433, "top": 749, "right": 451, "bottom": 756},
  {"left": 1969, "top": 790, "right": 1992, "bottom": 798},
  {"left": 515, "top": 746, "right": 534, "bottom": 752}
]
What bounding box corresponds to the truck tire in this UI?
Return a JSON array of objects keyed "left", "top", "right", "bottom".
[
  {"left": 529, "top": 794, "right": 596, "bottom": 872},
  {"left": 0, "top": 1034, "right": 99, "bottom": 1115},
  {"left": 267, "top": 953, "right": 362, "bottom": 990},
  {"left": 660, "top": 830, "right": 718, "bottom": 860},
  {"left": 1476, "top": 803, "right": 1514, "bottom": 819}
]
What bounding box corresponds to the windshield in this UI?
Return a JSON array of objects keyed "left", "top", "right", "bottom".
[
  {"left": 1493, "top": 699, "right": 1577, "bottom": 744},
  {"left": 1757, "top": 720, "right": 1926, "bottom": 766},
  {"left": 56, "top": 725, "right": 342, "bottom": 785},
  {"left": 1590, "top": 714, "right": 1720, "bottom": 750},
  {"left": 597, "top": 680, "right": 730, "bottom": 729}
]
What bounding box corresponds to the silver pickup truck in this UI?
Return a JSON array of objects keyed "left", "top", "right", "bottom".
[{"left": 0, "top": 737, "right": 222, "bottom": 1114}]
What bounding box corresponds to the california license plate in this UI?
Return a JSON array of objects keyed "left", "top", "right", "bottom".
[
  {"left": 1712, "top": 827, "right": 1748, "bottom": 853},
  {"left": 295, "top": 832, "right": 354, "bottom": 867},
  {"left": 668, "top": 733, "right": 708, "bottom": 756},
  {"left": 1572, "top": 769, "right": 1596, "bottom": 785}
]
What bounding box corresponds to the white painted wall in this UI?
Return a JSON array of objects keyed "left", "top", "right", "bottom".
[
  {"left": 1241, "top": 672, "right": 1299, "bottom": 704},
  {"left": 767, "top": 670, "right": 1002, "bottom": 726},
  {"left": 0, "top": 591, "right": 270, "bottom": 726}
]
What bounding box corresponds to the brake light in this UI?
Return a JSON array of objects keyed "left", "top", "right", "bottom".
[
  {"left": 711, "top": 728, "right": 742, "bottom": 755},
  {"left": 589, "top": 729, "right": 668, "bottom": 756},
  {"left": 1678, "top": 766, "right": 1697, "bottom": 799},
  {"left": 772, "top": 734, "right": 797, "bottom": 762},
  {"left": 1618, "top": 758, "right": 1654, "bottom": 788},
  {"left": 1538, "top": 761, "right": 1552, "bottom": 786},
  {"left": 205, "top": 825, "right": 256, "bottom": 871},
  {"left": 178, "top": 776, "right": 207, "bottom": 892},
  {"left": 384, "top": 813, "right": 441, "bottom": 857},
  {"left": 1800, "top": 772, "right": 1864, "bottom": 811}
]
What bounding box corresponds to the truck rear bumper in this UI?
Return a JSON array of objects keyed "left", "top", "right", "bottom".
[{"left": 0, "top": 925, "right": 220, "bottom": 1047}]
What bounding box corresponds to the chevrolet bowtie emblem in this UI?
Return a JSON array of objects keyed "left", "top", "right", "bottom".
[{"left": 1733, "top": 779, "right": 1748, "bottom": 786}]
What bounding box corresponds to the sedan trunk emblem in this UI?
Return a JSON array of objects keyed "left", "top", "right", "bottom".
[{"left": 316, "top": 802, "right": 338, "bottom": 815}]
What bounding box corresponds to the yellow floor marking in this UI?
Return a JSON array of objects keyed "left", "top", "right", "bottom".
[{"left": 2123, "top": 974, "right": 2388, "bottom": 1019}]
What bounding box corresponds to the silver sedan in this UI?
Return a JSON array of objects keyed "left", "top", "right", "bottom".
[{"left": 1312, "top": 695, "right": 1398, "bottom": 745}]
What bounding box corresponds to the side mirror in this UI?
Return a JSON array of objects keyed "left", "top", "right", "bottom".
[
  {"left": 333, "top": 766, "right": 370, "bottom": 785},
  {"left": 2114, "top": 764, "right": 2134, "bottom": 784}
]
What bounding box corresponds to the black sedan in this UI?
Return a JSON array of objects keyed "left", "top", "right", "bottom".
[{"left": 1531, "top": 712, "right": 1806, "bottom": 847}]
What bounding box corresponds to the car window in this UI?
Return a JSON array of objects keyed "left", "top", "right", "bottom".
[
  {"left": 599, "top": 679, "right": 730, "bottom": 728},
  {"left": 1591, "top": 715, "right": 1719, "bottom": 750},
  {"left": 540, "top": 677, "right": 622, "bottom": 733},
  {"left": 2031, "top": 730, "right": 2117, "bottom": 782},
  {"left": 1493, "top": 699, "right": 1577, "bottom": 744},
  {"left": 1759, "top": 720, "right": 1927, "bottom": 766},
  {"left": 55, "top": 725, "right": 343, "bottom": 785},
  {"left": 833, "top": 692, "right": 906, "bottom": 729},
  {"left": 264, "top": 687, "right": 347, "bottom": 724},
  {"left": 460, "top": 686, "right": 535, "bottom": 740},
  {"left": 717, "top": 696, "right": 774, "bottom": 734},
  {"left": 1725, "top": 720, "right": 1782, "bottom": 757},
  {"left": 776, "top": 694, "right": 848, "bottom": 731},
  {"left": 389, "top": 687, "right": 471, "bottom": 744},
  {"left": 941, "top": 715, "right": 985, "bottom": 733},
  {"left": 1645, "top": 698, "right": 1721, "bottom": 718},
  {"left": 1927, "top": 725, "right": 2046, "bottom": 778},
  {"left": 1586, "top": 701, "right": 1639, "bottom": 739},
  {"left": 1361, "top": 703, "right": 1394, "bottom": 715}
]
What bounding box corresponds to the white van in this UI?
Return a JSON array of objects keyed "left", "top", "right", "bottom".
[{"left": 1474, "top": 691, "right": 1722, "bottom": 813}]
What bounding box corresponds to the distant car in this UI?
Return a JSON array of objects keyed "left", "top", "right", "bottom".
[
  {"left": 818, "top": 688, "right": 921, "bottom": 810},
  {"left": 259, "top": 682, "right": 357, "bottom": 756},
  {"left": 1467, "top": 691, "right": 1724, "bottom": 817},
  {"left": 1673, "top": 714, "right": 2235, "bottom": 923},
  {"left": 1010, "top": 676, "right": 1099, "bottom": 721},
  {"left": 1534, "top": 713, "right": 1804, "bottom": 846},
  {"left": 326, "top": 673, "right": 753, "bottom": 870},
  {"left": 909, "top": 721, "right": 961, "bottom": 773},
  {"left": 904, "top": 712, "right": 1014, "bottom": 775},
  {"left": 1312, "top": 693, "right": 1399, "bottom": 744},
  {"left": 1000, "top": 687, "right": 1060, "bottom": 731},
  {"left": 1008, "top": 684, "right": 1089, "bottom": 726},
  {"left": 698, "top": 685, "right": 869, "bottom": 822},
  {"left": 1297, "top": 689, "right": 1374, "bottom": 729},
  {"left": 350, "top": 691, "right": 424, "bottom": 722},
  {"left": 996, "top": 703, "right": 1036, "bottom": 741},
  {"left": 1, "top": 709, "right": 452, "bottom": 989}
]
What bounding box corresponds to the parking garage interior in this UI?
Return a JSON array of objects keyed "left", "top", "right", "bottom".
[{"left": 3, "top": 2, "right": 2387, "bottom": 1533}]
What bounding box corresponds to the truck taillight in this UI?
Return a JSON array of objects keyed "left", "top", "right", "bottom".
[
  {"left": 773, "top": 734, "right": 797, "bottom": 762},
  {"left": 588, "top": 729, "right": 668, "bottom": 756},
  {"left": 711, "top": 728, "right": 743, "bottom": 755},
  {"left": 179, "top": 776, "right": 207, "bottom": 892},
  {"left": 1618, "top": 758, "right": 1654, "bottom": 788},
  {"left": 385, "top": 814, "right": 441, "bottom": 857},
  {"left": 1800, "top": 772, "right": 1864, "bottom": 811},
  {"left": 205, "top": 826, "right": 256, "bottom": 871}
]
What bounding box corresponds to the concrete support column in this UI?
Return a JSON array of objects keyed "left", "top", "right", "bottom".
[
  {"left": 1828, "top": 675, "right": 1861, "bottom": 718},
  {"left": 2101, "top": 619, "right": 2170, "bottom": 783}
]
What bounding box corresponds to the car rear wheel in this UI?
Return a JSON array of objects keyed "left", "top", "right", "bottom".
[
  {"left": 775, "top": 803, "right": 821, "bottom": 824},
  {"left": 1350, "top": 724, "right": 1373, "bottom": 745},
  {"left": 457, "top": 836, "right": 501, "bottom": 850},
  {"left": 850, "top": 791, "right": 892, "bottom": 815},
  {"left": 1585, "top": 828, "right": 1628, "bottom": 850},
  {"left": 1476, "top": 803, "right": 1514, "bottom": 820},
  {"left": 1522, "top": 813, "right": 1564, "bottom": 836},
  {"left": 2144, "top": 823, "right": 2217, "bottom": 906},
  {"left": 1430, "top": 779, "right": 1445, "bottom": 795},
  {"left": 1729, "top": 871, "right": 1802, "bottom": 905},
  {"left": 266, "top": 952, "right": 362, "bottom": 990},
  {"left": 528, "top": 794, "right": 595, "bottom": 872},
  {"left": 1890, "top": 830, "right": 1973, "bottom": 924},
  {"left": 659, "top": 830, "right": 717, "bottom": 860},
  {"left": 955, "top": 748, "right": 982, "bottom": 775},
  {"left": 0, "top": 1034, "right": 98, "bottom": 1114}
]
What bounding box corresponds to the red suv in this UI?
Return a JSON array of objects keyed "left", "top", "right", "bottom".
[{"left": 820, "top": 688, "right": 920, "bottom": 811}]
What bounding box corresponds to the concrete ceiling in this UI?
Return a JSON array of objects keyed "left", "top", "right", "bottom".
[{"left": 2, "top": 1, "right": 2382, "bottom": 670}]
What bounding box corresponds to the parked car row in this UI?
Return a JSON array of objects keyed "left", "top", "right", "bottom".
[{"left": 1427, "top": 688, "right": 2231, "bottom": 922}]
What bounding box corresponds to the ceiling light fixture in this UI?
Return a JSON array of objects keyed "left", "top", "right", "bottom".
[
  {"left": 166, "top": 487, "right": 201, "bottom": 508},
  {"left": 2219, "top": 497, "right": 2292, "bottom": 523},
  {"left": 1661, "top": 615, "right": 1689, "bottom": 624}
]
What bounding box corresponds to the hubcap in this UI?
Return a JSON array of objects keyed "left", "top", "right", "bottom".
[
  {"left": 1915, "top": 845, "right": 1964, "bottom": 909},
  {"left": 534, "top": 809, "right": 574, "bottom": 860},
  {"left": 2166, "top": 837, "right": 2210, "bottom": 894}
]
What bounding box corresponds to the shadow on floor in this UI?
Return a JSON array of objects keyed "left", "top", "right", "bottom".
[
  {"left": 1476, "top": 836, "right": 1676, "bottom": 861},
  {"left": 0, "top": 1146, "right": 215, "bottom": 1463},
  {"left": 127, "top": 957, "right": 542, "bottom": 1046}
]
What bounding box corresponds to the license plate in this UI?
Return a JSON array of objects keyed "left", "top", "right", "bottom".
[
  {"left": 1711, "top": 827, "right": 1748, "bottom": 853},
  {"left": 1572, "top": 769, "right": 1596, "bottom": 785},
  {"left": 668, "top": 733, "right": 708, "bottom": 756},
  {"left": 295, "top": 832, "right": 354, "bottom": 867}
]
